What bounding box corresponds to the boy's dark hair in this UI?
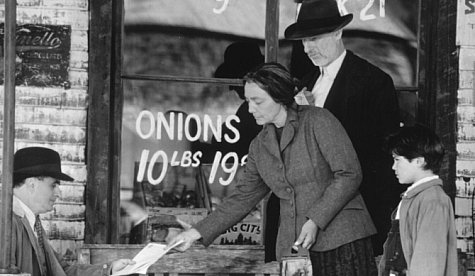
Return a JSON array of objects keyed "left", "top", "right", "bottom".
[{"left": 385, "top": 124, "right": 445, "bottom": 173}]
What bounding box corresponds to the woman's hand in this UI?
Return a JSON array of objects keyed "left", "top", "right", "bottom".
[
  {"left": 293, "top": 219, "right": 318, "bottom": 250},
  {"left": 167, "top": 228, "right": 202, "bottom": 252},
  {"left": 110, "top": 259, "right": 135, "bottom": 274}
]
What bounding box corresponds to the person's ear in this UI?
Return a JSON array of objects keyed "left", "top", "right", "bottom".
[
  {"left": 415, "top": 156, "right": 426, "bottom": 168},
  {"left": 23, "top": 178, "right": 35, "bottom": 191}
]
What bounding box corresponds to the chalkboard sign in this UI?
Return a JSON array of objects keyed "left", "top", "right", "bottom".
[{"left": 0, "top": 24, "right": 71, "bottom": 87}]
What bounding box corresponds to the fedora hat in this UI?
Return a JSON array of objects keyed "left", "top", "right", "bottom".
[
  {"left": 214, "top": 42, "right": 264, "bottom": 79},
  {"left": 284, "top": 0, "right": 353, "bottom": 40},
  {"left": 14, "top": 147, "right": 74, "bottom": 182}
]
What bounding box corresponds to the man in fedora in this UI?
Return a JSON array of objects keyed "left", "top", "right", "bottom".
[
  {"left": 11, "top": 147, "right": 134, "bottom": 276},
  {"left": 278, "top": 0, "right": 401, "bottom": 261}
]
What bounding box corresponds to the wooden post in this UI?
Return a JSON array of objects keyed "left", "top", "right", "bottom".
[
  {"left": 265, "top": 0, "right": 280, "bottom": 62},
  {"left": 418, "top": 0, "right": 458, "bottom": 199},
  {"left": 0, "top": 0, "right": 16, "bottom": 273},
  {"left": 86, "top": 0, "right": 124, "bottom": 244}
]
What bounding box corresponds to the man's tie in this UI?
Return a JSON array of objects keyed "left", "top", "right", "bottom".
[
  {"left": 34, "top": 215, "right": 46, "bottom": 251},
  {"left": 35, "top": 215, "right": 49, "bottom": 276}
]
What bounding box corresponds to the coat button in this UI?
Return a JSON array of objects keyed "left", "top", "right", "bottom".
[{"left": 286, "top": 187, "right": 292, "bottom": 193}]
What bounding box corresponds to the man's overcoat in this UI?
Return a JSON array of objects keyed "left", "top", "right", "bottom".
[{"left": 300, "top": 50, "right": 401, "bottom": 253}]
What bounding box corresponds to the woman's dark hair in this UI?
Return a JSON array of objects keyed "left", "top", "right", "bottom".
[
  {"left": 243, "top": 62, "right": 299, "bottom": 107},
  {"left": 385, "top": 124, "right": 445, "bottom": 173}
]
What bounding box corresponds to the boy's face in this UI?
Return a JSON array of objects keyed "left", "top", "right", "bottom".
[{"left": 391, "top": 154, "right": 422, "bottom": 184}]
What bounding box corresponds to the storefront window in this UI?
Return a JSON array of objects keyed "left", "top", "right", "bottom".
[
  {"left": 120, "top": 0, "right": 272, "bottom": 245},
  {"left": 119, "top": 0, "right": 420, "bottom": 245}
]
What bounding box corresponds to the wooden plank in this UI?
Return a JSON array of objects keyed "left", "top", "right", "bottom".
[
  {"left": 459, "top": 71, "right": 475, "bottom": 90},
  {"left": 459, "top": 47, "right": 475, "bottom": 70},
  {"left": 418, "top": 0, "right": 458, "bottom": 199},
  {"left": 70, "top": 50, "right": 88, "bottom": 70},
  {"left": 13, "top": 8, "right": 89, "bottom": 29},
  {"left": 70, "top": 30, "right": 88, "bottom": 51},
  {"left": 49, "top": 240, "right": 84, "bottom": 257},
  {"left": 80, "top": 244, "right": 280, "bottom": 275},
  {"left": 0, "top": 0, "right": 16, "bottom": 271},
  {"left": 42, "top": 0, "right": 88, "bottom": 9},
  {"left": 43, "top": 220, "right": 85, "bottom": 239},
  {"left": 111, "top": 0, "right": 125, "bottom": 245},
  {"left": 41, "top": 204, "right": 85, "bottom": 220},
  {"left": 56, "top": 185, "right": 85, "bottom": 204}
]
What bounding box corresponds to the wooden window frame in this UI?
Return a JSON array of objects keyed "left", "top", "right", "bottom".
[{"left": 86, "top": 0, "right": 280, "bottom": 244}]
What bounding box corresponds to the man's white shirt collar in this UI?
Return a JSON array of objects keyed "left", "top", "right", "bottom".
[
  {"left": 320, "top": 50, "right": 346, "bottom": 79},
  {"left": 13, "top": 195, "right": 37, "bottom": 236}
]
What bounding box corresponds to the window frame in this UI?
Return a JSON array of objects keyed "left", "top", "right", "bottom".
[{"left": 85, "top": 0, "right": 457, "bottom": 244}]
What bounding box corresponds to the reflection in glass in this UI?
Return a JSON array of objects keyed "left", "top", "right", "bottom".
[{"left": 123, "top": 0, "right": 267, "bottom": 78}]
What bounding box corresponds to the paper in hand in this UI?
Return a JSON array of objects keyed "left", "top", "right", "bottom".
[
  {"left": 111, "top": 240, "right": 184, "bottom": 276},
  {"left": 294, "top": 88, "right": 313, "bottom": 106}
]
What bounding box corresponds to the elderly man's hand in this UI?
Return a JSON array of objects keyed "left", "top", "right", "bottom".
[
  {"left": 110, "top": 259, "right": 135, "bottom": 274},
  {"left": 167, "top": 228, "right": 202, "bottom": 252}
]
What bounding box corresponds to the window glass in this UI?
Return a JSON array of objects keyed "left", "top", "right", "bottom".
[
  {"left": 123, "top": 0, "right": 267, "bottom": 78},
  {"left": 120, "top": 79, "right": 263, "bottom": 245}
]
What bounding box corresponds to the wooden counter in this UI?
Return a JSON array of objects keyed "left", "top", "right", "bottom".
[{"left": 79, "top": 244, "right": 280, "bottom": 276}]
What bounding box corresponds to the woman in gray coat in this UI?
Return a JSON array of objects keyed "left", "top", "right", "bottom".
[{"left": 169, "top": 63, "right": 378, "bottom": 275}]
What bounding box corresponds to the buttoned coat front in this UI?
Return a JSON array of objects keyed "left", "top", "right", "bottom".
[{"left": 195, "top": 104, "right": 376, "bottom": 260}]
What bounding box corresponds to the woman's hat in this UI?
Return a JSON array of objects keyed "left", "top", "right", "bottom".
[
  {"left": 214, "top": 42, "right": 264, "bottom": 79},
  {"left": 14, "top": 147, "right": 74, "bottom": 182},
  {"left": 284, "top": 0, "right": 353, "bottom": 40}
]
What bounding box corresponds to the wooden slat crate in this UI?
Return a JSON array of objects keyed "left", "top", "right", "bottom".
[{"left": 78, "top": 244, "right": 280, "bottom": 276}]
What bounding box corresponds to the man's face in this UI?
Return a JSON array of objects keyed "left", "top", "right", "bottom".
[
  {"left": 302, "top": 31, "right": 342, "bottom": 67},
  {"left": 28, "top": 176, "right": 61, "bottom": 214}
]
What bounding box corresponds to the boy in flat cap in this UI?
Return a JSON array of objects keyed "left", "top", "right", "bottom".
[{"left": 11, "top": 147, "right": 134, "bottom": 276}]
